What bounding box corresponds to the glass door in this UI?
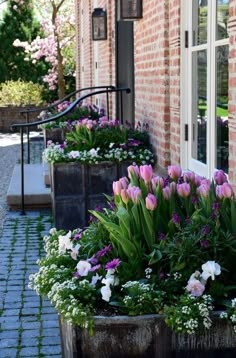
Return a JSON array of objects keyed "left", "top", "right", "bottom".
[{"left": 182, "top": 0, "right": 229, "bottom": 177}]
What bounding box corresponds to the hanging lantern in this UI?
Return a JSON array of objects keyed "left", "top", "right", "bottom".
[
  {"left": 92, "top": 8, "right": 107, "bottom": 41},
  {"left": 118, "top": 0, "right": 143, "bottom": 21}
]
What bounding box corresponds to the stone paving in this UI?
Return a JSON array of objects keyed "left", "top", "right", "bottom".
[
  {"left": 0, "top": 133, "right": 62, "bottom": 357},
  {"left": 0, "top": 211, "right": 62, "bottom": 358}
]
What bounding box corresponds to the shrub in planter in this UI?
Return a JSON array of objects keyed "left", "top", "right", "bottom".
[{"left": 30, "top": 165, "right": 236, "bottom": 356}]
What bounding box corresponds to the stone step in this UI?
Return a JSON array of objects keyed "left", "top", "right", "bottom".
[{"left": 7, "top": 164, "right": 51, "bottom": 209}]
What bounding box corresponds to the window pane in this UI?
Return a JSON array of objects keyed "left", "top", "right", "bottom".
[
  {"left": 192, "top": 50, "right": 207, "bottom": 164},
  {"left": 216, "top": 45, "right": 229, "bottom": 172},
  {"left": 192, "top": 0, "right": 208, "bottom": 46},
  {"left": 216, "top": 0, "right": 229, "bottom": 40}
]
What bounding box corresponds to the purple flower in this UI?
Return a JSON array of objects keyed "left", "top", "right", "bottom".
[
  {"left": 88, "top": 257, "right": 99, "bottom": 265},
  {"left": 200, "top": 240, "right": 209, "bottom": 248},
  {"left": 73, "top": 230, "right": 83, "bottom": 241},
  {"left": 168, "top": 165, "right": 182, "bottom": 180},
  {"left": 158, "top": 233, "right": 166, "bottom": 241},
  {"left": 201, "top": 225, "right": 210, "bottom": 236},
  {"left": 214, "top": 170, "right": 227, "bottom": 185},
  {"left": 95, "top": 244, "right": 113, "bottom": 259},
  {"left": 105, "top": 258, "right": 121, "bottom": 270},
  {"left": 172, "top": 212, "right": 181, "bottom": 225},
  {"left": 90, "top": 264, "right": 101, "bottom": 272},
  {"left": 177, "top": 183, "right": 191, "bottom": 197}
]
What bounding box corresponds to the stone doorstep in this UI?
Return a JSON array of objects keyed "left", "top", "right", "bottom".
[{"left": 6, "top": 164, "right": 51, "bottom": 208}]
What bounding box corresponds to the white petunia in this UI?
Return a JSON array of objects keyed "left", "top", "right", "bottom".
[
  {"left": 76, "top": 260, "right": 91, "bottom": 277},
  {"left": 70, "top": 244, "right": 81, "bottom": 260},
  {"left": 58, "top": 231, "right": 73, "bottom": 254},
  {"left": 201, "top": 261, "right": 221, "bottom": 281},
  {"left": 91, "top": 273, "right": 102, "bottom": 286}
]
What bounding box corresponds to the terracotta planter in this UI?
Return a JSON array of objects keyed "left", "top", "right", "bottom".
[
  {"left": 51, "top": 161, "right": 128, "bottom": 230},
  {"left": 59, "top": 313, "right": 236, "bottom": 358}
]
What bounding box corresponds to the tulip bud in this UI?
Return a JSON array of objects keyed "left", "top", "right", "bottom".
[
  {"left": 168, "top": 165, "right": 182, "bottom": 180},
  {"left": 163, "top": 186, "right": 171, "bottom": 200},
  {"left": 197, "top": 184, "right": 210, "bottom": 198},
  {"left": 127, "top": 186, "right": 142, "bottom": 204},
  {"left": 214, "top": 170, "right": 227, "bottom": 185},
  {"left": 145, "top": 193, "right": 157, "bottom": 211},
  {"left": 127, "top": 165, "right": 140, "bottom": 179},
  {"left": 177, "top": 183, "right": 191, "bottom": 197},
  {"left": 112, "top": 181, "right": 122, "bottom": 196},
  {"left": 140, "top": 165, "right": 153, "bottom": 183},
  {"left": 120, "top": 189, "right": 129, "bottom": 204},
  {"left": 221, "top": 182, "right": 234, "bottom": 198}
]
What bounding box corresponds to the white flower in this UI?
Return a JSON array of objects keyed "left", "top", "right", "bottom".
[
  {"left": 91, "top": 273, "right": 102, "bottom": 286},
  {"left": 101, "top": 276, "right": 115, "bottom": 302},
  {"left": 70, "top": 244, "right": 81, "bottom": 260},
  {"left": 49, "top": 227, "right": 57, "bottom": 235},
  {"left": 68, "top": 151, "right": 81, "bottom": 159},
  {"left": 201, "top": 261, "right": 221, "bottom": 281},
  {"left": 58, "top": 231, "right": 73, "bottom": 254},
  {"left": 101, "top": 284, "right": 112, "bottom": 302},
  {"left": 89, "top": 148, "right": 99, "bottom": 157},
  {"left": 76, "top": 260, "right": 91, "bottom": 277}
]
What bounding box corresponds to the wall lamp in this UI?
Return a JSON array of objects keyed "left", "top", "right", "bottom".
[{"left": 92, "top": 8, "right": 107, "bottom": 40}]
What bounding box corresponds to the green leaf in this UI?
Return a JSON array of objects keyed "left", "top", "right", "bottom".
[{"left": 148, "top": 249, "right": 162, "bottom": 265}]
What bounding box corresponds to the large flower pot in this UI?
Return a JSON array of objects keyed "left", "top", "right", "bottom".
[
  {"left": 59, "top": 314, "right": 236, "bottom": 358},
  {"left": 59, "top": 314, "right": 172, "bottom": 358},
  {"left": 51, "top": 162, "right": 128, "bottom": 230}
]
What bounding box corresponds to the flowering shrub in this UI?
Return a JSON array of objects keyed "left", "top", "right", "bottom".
[
  {"left": 42, "top": 118, "right": 154, "bottom": 165},
  {"left": 30, "top": 165, "right": 236, "bottom": 335}
]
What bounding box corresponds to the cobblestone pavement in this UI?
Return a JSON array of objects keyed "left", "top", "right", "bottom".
[
  {"left": 0, "top": 133, "right": 62, "bottom": 357},
  {"left": 0, "top": 211, "right": 62, "bottom": 358}
]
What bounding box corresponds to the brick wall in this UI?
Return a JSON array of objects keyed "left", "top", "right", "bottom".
[
  {"left": 134, "top": 0, "right": 181, "bottom": 169},
  {"left": 0, "top": 107, "right": 41, "bottom": 132},
  {"left": 228, "top": 0, "right": 236, "bottom": 188}
]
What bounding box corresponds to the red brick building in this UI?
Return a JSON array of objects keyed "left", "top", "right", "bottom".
[{"left": 75, "top": 1, "right": 235, "bottom": 187}]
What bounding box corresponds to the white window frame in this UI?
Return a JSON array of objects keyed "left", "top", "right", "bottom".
[{"left": 181, "top": 0, "right": 229, "bottom": 178}]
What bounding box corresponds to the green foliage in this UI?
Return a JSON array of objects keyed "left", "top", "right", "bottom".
[
  {"left": 0, "top": 80, "right": 44, "bottom": 106},
  {"left": 0, "top": 0, "right": 48, "bottom": 84}
]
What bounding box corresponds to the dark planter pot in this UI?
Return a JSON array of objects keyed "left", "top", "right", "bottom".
[
  {"left": 59, "top": 314, "right": 236, "bottom": 358},
  {"left": 51, "top": 161, "right": 128, "bottom": 230},
  {"left": 43, "top": 128, "right": 66, "bottom": 146}
]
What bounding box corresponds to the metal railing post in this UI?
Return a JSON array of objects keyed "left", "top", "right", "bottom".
[
  {"left": 106, "top": 87, "right": 110, "bottom": 120},
  {"left": 26, "top": 111, "right": 30, "bottom": 164},
  {"left": 20, "top": 127, "right": 25, "bottom": 215}
]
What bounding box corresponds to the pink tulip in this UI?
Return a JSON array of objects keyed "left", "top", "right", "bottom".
[
  {"left": 221, "top": 183, "right": 234, "bottom": 198},
  {"left": 194, "top": 175, "right": 203, "bottom": 187},
  {"left": 127, "top": 186, "right": 142, "bottom": 204},
  {"left": 140, "top": 165, "right": 153, "bottom": 183},
  {"left": 183, "top": 171, "right": 195, "bottom": 183},
  {"left": 163, "top": 186, "right": 171, "bottom": 200},
  {"left": 119, "top": 177, "right": 129, "bottom": 189},
  {"left": 145, "top": 193, "right": 157, "bottom": 211},
  {"left": 113, "top": 181, "right": 122, "bottom": 196},
  {"left": 177, "top": 183, "right": 191, "bottom": 198},
  {"left": 216, "top": 185, "right": 223, "bottom": 199},
  {"left": 127, "top": 165, "right": 140, "bottom": 179},
  {"left": 168, "top": 165, "right": 182, "bottom": 180},
  {"left": 152, "top": 176, "right": 164, "bottom": 190},
  {"left": 197, "top": 184, "right": 210, "bottom": 198},
  {"left": 120, "top": 189, "right": 129, "bottom": 204},
  {"left": 201, "top": 178, "right": 211, "bottom": 187},
  {"left": 214, "top": 170, "right": 227, "bottom": 185}
]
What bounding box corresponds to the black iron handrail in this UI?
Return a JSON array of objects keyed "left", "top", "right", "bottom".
[
  {"left": 19, "top": 85, "right": 115, "bottom": 164},
  {"left": 11, "top": 87, "right": 131, "bottom": 215}
]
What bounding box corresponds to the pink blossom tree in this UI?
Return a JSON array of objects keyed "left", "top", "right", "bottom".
[{"left": 13, "top": 0, "right": 75, "bottom": 99}]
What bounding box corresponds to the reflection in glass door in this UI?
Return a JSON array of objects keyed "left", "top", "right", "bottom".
[{"left": 183, "top": 0, "right": 229, "bottom": 176}]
